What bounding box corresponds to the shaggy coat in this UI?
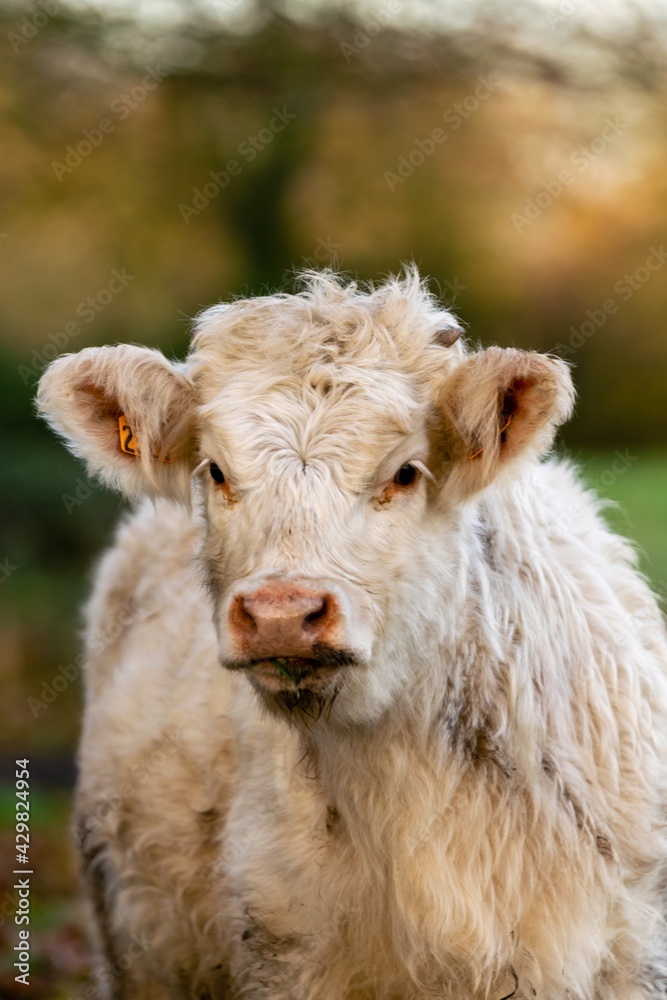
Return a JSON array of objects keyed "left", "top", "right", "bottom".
[{"left": 37, "top": 271, "right": 667, "bottom": 1000}]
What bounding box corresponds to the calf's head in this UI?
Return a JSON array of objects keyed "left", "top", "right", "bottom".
[{"left": 37, "top": 272, "right": 574, "bottom": 724}]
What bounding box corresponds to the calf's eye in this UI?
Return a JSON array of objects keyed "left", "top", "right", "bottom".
[
  {"left": 210, "top": 462, "right": 226, "bottom": 484},
  {"left": 393, "top": 463, "right": 419, "bottom": 487}
]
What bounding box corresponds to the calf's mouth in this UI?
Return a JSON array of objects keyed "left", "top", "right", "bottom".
[{"left": 223, "top": 645, "right": 360, "bottom": 695}]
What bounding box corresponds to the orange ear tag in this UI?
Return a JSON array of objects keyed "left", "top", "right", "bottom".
[{"left": 118, "top": 415, "right": 174, "bottom": 463}]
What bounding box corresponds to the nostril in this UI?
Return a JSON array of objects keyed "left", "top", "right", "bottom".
[
  {"left": 233, "top": 596, "right": 257, "bottom": 634},
  {"left": 230, "top": 587, "right": 337, "bottom": 648},
  {"left": 304, "top": 598, "right": 329, "bottom": 626}
]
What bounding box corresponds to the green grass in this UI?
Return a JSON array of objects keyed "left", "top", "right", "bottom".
[{"left": 568, "top": 448, "right": 667, "bottom": 600}]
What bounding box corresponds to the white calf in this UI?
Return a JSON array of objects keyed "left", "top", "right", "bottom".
[{"left": 38, "top": 270, "right": 667, "bottom": 999}]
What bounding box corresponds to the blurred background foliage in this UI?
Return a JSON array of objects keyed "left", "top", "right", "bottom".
[{"left": 0, "top": 0, "right": 666, "bottom": 993}]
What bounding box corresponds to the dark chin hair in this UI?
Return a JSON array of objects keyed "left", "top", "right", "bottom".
[
  {"left": 222, "top": 643, "right": 362, "bottom": 673},
  {"left": 311, "top": 643, "right": 361, "bottom": 668},
  {"left": 259, "top": 682, "right": 344, "bottom": 725}
]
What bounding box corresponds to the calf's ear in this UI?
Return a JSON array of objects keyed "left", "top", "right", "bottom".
[
  {"left": 37, "top": 345, "right": 197, "bottom": 501},
  {"left": 437, "top": 347, "right": 575, "bottom": 498}
]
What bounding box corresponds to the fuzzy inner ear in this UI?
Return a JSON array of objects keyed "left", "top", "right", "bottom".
[
  {"left": 37, "top": 345, "right": 197, "bottom": 501},
  {"left": 437, "top": 347, "right": 575, "bottom": 497}
]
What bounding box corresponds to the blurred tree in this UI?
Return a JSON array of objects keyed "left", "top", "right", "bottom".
[{"left": 0, "top": 0, "right": 666, "bottom": 759}]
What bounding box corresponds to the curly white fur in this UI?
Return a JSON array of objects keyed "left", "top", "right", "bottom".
[{"left": 37, "top": 270, "right": 667, "bottom": 999}]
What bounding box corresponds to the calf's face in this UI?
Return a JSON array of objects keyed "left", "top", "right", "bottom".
[
  {"left": 193, "top": 354, "right": 441, "bottom": 718},
  {"left": 37, "top": 277, "right": 573, "bottom": 724}
]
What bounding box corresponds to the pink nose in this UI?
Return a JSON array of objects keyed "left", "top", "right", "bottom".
[{"left": 228, "top": 583, "right": 339, "bottom": 658}]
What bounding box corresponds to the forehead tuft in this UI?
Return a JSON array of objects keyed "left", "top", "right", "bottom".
[{"left": 188, "top": 268, "right": 463, "bottom": 389}]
